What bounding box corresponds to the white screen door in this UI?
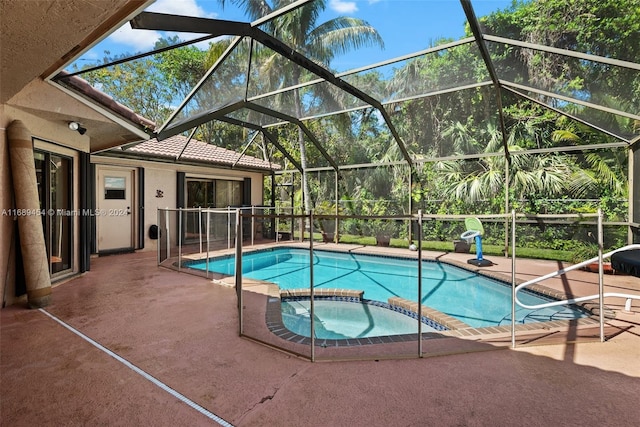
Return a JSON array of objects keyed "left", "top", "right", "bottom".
[{"left": 97, "top": 168, "right": 134, "bottom": 251}]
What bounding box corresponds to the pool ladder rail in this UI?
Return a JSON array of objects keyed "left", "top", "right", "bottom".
[{"left": 515, "top": 244, "right": 640, "bottom": 313}]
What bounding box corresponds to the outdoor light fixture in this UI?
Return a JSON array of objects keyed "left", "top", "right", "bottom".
[{"left": 68, "top": 121, "right": 86, "bottom": 135}]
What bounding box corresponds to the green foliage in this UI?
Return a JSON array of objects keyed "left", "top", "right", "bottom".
[
  {"left": 570, "top": 242, "right": 600, "bottom": 264},
  {"left": 73, "top": 0, "right": 635, "bottom": 260},
  {"left": 333, "top": 233, "right": 577, "bottom": 262},
  {"left": 79, "top": 55, "right": 175, "bottom": 125}
]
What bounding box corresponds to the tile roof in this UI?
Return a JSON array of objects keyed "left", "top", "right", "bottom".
[
  {"left": 55, "top": 70, "right": 157, "bottom": 131},
  {"left": 125, "top": 135, "right": 280, "bottom": 171},
  {"left": 55, "top": 71, "right": 278, "bottom": 171}
]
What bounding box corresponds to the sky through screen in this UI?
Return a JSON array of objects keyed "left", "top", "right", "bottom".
[{"left": 72, "top": 0, "right": 514, "bottom": 73}]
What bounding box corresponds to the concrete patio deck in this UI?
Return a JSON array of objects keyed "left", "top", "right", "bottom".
[{"left": 2, "top": 247, "right": 639, "bottom": 426}]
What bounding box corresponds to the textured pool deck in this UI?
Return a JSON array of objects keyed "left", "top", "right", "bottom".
[{"left": 2, "top": 245, "right": 640, "bottom": 426}]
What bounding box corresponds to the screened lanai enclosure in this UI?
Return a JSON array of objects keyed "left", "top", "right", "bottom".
[
  {"left": 54, "top": 0, "right": 640, "bottom": 360},
  {"left": 56, "top": 0, "right": 640, "bottom": 244}
]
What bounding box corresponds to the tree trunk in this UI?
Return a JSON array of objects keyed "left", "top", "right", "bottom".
[
  {"left": 299, "top": 128, "right": 312, "bottom": 213},
  {"left": 294, "top": 85, "right": 311, "bottom": 214}
]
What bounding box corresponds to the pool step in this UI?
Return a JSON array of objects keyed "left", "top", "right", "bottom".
[
  {"left": 388, "top": 297, "right": 469, "bottom": 330},
  {"left": 280, "top": 288, "right": 364, "bottom": 299}
]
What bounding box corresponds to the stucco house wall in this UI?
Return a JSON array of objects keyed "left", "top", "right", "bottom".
[
  {"left": 1, "top": 80, "right": 275, "bottom": 307},
  {"left": 1, "top": 82, "right": 99, "bottom": 305},
  {"left": 93, "top": 155, "right": 268, "bottom": 252}
]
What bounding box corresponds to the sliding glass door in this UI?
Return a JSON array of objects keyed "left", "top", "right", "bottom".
[
  {"left": 184, "top": 178, "right": 242, "bottom": 242},
  {"left": 35, "top": 150, "right": 73, "bottom": 275}
]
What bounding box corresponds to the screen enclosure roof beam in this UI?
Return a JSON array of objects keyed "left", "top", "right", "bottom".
[
  {"left": 245, "top": 102, "right": 340, "bottom": 173},
  {"left": 460, "top": 0, "right": 510, "bottom": 162},
  {"left": 216, "top": 115, "right": 303, "bottom": 173},
  {"left": 131, "top": 11, "right": 412, "bottom": 168}
]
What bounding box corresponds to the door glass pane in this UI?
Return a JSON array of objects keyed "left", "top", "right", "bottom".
[
  {"left": 104, "top": 176, "right": 126, "bottom": 199},
  {"left": 34, "top": 152, "right": 46, "bottom": 237},
  {"left": 215, "top": 180, "right": 242, "bottom": 207},
  {"left": 186, "top": 180, "right": 215, "bottom": 241},
  {"left": 34, "top": 150, "right": 73, "bottom": 275},
  {"left": 50, "top": 155, "right": 72, "bottom": 274},
  {"left": 186, "top": 180, "right": 214, "bottom": 208}
]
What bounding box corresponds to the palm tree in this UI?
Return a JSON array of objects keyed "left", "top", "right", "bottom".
[
  {"left": 435, "top": 121, "right": 574, "bottom": 206},
  {"left": 552, "top": 123, "right": 628, "bottom": 220},
  {"left": 219, "top": 0, "right": 384, "bottom": 213}
]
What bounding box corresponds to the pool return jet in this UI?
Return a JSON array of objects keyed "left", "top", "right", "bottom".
[{"left": 461, "top": 217, "right": 493, "bottom": 267}]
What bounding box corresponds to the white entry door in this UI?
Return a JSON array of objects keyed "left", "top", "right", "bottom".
[{"left": 97, "top": 168, "right": 134, "bottom": 252}]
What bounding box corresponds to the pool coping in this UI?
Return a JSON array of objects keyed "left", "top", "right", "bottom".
[
  {"left": 176, "top": 244, "right": 610, "bottom": 346},
  {"left": 266, "top": 295, "right": 451, "bottom": 348},
  {"left": 266, "top": 290, "right": 600, "bottom": 347},
  {"left": 280, "top": 289, "right": 460, "bottom": 330}
]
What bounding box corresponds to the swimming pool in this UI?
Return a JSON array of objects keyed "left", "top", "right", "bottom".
[
  {"left": 187, "top": 247, "right": 588, "bottom": 328},
  {"left": 281, "top": 299, "right": 441, "bottom": 339}
]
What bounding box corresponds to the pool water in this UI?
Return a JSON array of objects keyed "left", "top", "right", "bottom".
[
  {"left": 282, "top": 299, "right": 439, "bottom": 339},
  {"left": 188, "top": 247, "right": 588, "bottom": 328}
]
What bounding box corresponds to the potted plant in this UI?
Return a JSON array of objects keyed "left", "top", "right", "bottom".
[
  {"left": 313, "top": 201, "right": 339, "bottom": 243},
  {"left": 571, "top": 243, "right": 614, "bottom": 274},
  {"left": 320, "top": 220, "right": 336, "bottom": 243},
  {"left": 453, "top": 239, "right": 471, "bottom": 253},
  {"left": 364, "top": 218, "right": 396, "bottom": 247}
]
